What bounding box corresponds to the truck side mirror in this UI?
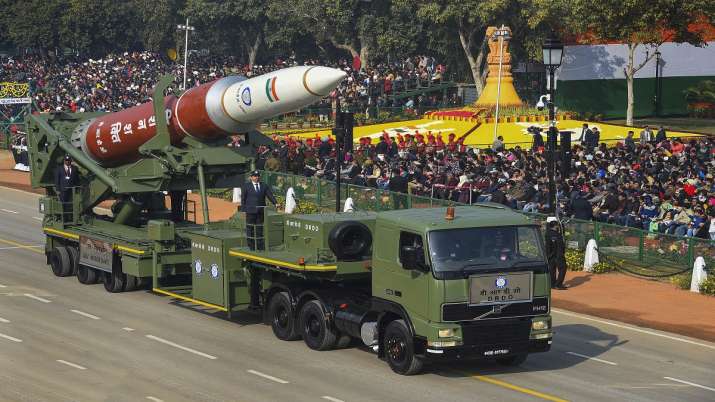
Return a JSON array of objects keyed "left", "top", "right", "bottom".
[{"left": 400, "top": 245, "right": 427, "bottom": 271}]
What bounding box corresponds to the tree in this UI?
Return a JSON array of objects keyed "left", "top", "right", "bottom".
[
  {"left": 268, "top": 0, "right": 389, "bottom": 69},
  {"left": 183, "top": 0, "right": 268, "bottom": 66},
  {"left": 0, "top": 0, "right": 66, "bottom": 53},
  {"left": 569, "top": 0, "right": 715, "bottom": 125},
  {"left": 60, "top": 0, "right": 140, "bottom": 55},
  {"left": 133, "top": 0, "right": 182, "bottom": 52},
  {"left": 416, "top": 0, "right": 514, "bottom": 95}
]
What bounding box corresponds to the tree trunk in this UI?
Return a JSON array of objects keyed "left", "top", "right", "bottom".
[
  {"left": 458, "top": 26, "right": 484, "bottom": 96},
  {"left": 625, "top": 44, "right": 635, "bottom": 126},
  {"left": 332, "top": 40, "right": 359, "bottom": 60},
  {"left": 248, "top": 34, "right": 261, "bottom": 69},
  {"left": 359, "top": 44, "right": 369, "bottom": 71}
]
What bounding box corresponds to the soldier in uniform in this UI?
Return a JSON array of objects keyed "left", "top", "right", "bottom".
[
  {"left": 54, "top": 155, "right": 80, "bottom": 221},
  {"left": 545, "top": 217, "right": 568, "bottom": 289}
]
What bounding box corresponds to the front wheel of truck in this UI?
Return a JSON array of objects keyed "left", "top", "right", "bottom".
[
  {"left": 384, "top": 320, "right": 423, "bottom": 375},
  {"left": 496, "top": 354, "right": 528, "bottom": 366},
  {"left": 268, "top": 292, "right": 300, "bottom": 341}
]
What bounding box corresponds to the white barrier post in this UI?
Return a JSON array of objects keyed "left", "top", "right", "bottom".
[
  {"left": 232, "top": 187, "right": 241, "bottom": 203},
  {"left": 285, "top": 187, "right": 296, "bottom": 214},
  {"left": 583, "top": 239, "right": 599, "bottom": 272},
  {"left": 690, "top": 256, "right": 707, "bottom": 293}
]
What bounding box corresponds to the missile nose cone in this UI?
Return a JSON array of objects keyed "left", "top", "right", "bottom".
[{"left": 303, "top": 67, "right": 347, "bottom": 97}]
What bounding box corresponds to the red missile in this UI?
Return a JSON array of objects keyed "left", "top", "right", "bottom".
[{"left": 71, "top": 66, "right": 346, "bottom": 167}]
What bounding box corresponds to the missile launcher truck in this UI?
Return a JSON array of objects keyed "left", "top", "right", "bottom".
[{"left": 28, "top": 71, "right": 552, "bottom": 375}]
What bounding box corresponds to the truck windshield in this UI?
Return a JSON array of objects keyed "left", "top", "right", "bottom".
[{"left": 427, "top": 226, "right": 545, "bottom": 275}]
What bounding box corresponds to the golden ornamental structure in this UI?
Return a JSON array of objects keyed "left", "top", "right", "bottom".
[{"left": 475, "top": 26, "right": 524, "bottom": 108}]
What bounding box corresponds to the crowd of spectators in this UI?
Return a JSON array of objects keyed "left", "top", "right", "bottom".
[
  {"left": 257, "top": 127, "right": 715, "bottom": 240},
  {"left": 0, "top": 52, "right": 455, "bottom": 114}
]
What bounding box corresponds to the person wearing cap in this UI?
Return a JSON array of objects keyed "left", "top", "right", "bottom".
[
  {"left": 241, "top": 171, "right": 277, "bottom": 251},
  {"left": 545, "top": 218, "right": 567, "bottom": 290},
  {"left": 54, "top": 155, "right": 80, "bottom": 221}
]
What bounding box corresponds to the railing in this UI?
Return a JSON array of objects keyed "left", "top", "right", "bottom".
[{"left": 259, "top": 171, "right": 714, "bottom": 277}]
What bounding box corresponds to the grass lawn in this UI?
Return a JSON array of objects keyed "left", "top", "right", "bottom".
[{"left": 607, "top": 117, "right": 715, "bottom": 135}]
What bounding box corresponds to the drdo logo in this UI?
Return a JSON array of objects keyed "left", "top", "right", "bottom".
[
  {"left": 210, "top": 263, "right": 220, "bottom": 280},
  {"left": 241, "top": 87, "right": 251, "bottom": 106},
  {"left": 495, "top": 276, "right": 508, "bottom": 289}
]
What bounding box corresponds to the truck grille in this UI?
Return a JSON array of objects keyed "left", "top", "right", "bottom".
[
  {"left": 442, "top": 297, "right": 549, "bottom": 322},
  {"left": 461, "top": 318, "right": 532, "bottom": 345}
]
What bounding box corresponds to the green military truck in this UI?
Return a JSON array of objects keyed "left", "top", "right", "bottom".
[
  {"left": 27, "top": 73, "right": 552, "bottom": 375},
  {"left": 216, "top": 205, "right": 553, "bottom": 375}
]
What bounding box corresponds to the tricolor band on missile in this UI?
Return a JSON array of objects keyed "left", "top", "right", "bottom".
[{"left": 71, "top": 66, "right": 346, "bottom": 167}]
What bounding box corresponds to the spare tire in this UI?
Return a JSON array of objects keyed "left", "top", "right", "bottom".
[{"left": 328, "top": 221, "right": 372, "bottom": 261}]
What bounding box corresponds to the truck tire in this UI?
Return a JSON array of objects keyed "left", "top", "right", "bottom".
[
  {"left": 77, "top": 265, "right": 99, "bottom": 284},
  {"left": 497, "top": 354, "right": 527, "bottom": 366},
  {"left": 328, "top": 221, "right": 372, "bottom": 260},
  {"left": 50, "top": 246, "right": 72, "bottom": 277},
  {"left": 103, "top": 270, "right": 126, "bottom": 293},
  {"left": 384, "top": 319, "right": 424, "bottom": 375},
  {"left": 299, "top": 300, "right": 338, "bottom": 351},
  {"left": 124, "top": 274, "right": 138, "bottom": 292},
  {"left": 66, "top": 246, "right": 79, "bottom": 276},
  {"left": 268, "top": 292, "right": 300, "bottom": 341}
]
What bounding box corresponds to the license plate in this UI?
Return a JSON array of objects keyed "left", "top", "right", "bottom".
[{"left": 469, "top": 272, "right": 533, "bottom": 305}]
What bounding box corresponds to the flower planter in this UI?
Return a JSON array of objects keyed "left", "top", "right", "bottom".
[{"left": 518, "top": 116, "right": 527, "bottom": 122}]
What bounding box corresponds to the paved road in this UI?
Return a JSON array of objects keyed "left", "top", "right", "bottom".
[{"left": 1, "top": 187, "right": 714, "bottom": 402}]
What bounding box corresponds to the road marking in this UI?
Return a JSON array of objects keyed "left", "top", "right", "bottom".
[
  {"left": 33, "top": 217, "right": 43, "bottom": 221},
  {"left": 70, "top": 309, "right": 101, "bottom": 320},
  {"left": 122, "top": 327, "right": 135, "bottom": 332},
  {"left": 0, "top": 317, "right": 9, "bottom": 323},
  {"left": 552, "top": 308, "right": 715, "bottom": 351},
  {"left": 1, "top": 209, "right": 18, "bottom": 214},
  {"left": 56, "top": 360, "right": 87, "bottom": 370},
  {"left": 664, "top": 377, "right": 715, "bottom": 392},
  {"left": 247, "top": 369, "right": 289, "bottom": 384},
  {"left": 146, "top": 397, "right": 164, "bottom": 402},
  {"left": 0, "top": 245, "right": 42, "bottom": 250},
  {"left": 322, "top": 396, "right": 345, "bottom": 402},
  {"left": 0, "top": 237, "right": 44, "bottom": 254},
  {"left": 0, "top": 333, "right": 22, "bottom": 342},
  {"left": 23, "top": 293, "right": 51, "bottom": 303},
  {"left": 471, "top": 375, "right": 568, "bottom": 402},
  {"left": 0, "top": 283, "right": 7, "bottom": 288},
  {"left": 565, "top": 351, "right": 618, "bottom": 366},
  {"left": 145, "top": 335, "right": 217, "bottom": 360}
]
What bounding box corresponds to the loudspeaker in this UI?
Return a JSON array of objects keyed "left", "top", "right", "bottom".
[{"left": 342, "top": 112, "right": 354, "bottom": 153}]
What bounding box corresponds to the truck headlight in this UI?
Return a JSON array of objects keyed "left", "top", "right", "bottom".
[
  {"left": 438, "top": 328, "right": 455, "bottom": 338},
  {"left": 532, "top": 319, "right": 550, "bottom": 331}
]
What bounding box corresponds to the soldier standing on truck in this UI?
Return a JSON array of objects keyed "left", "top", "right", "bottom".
[
  {"left": 545, "top": 217, "right": 568, "bottom": 289},
  {"left": 240, "top": 170, "right": 277, "bottom": 251},
  {"left": 54, "top": 155, "right": 80, "bottom": 221}
]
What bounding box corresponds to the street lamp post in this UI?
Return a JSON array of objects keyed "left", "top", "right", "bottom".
[
  {"left": 542, "top": 32, "right": 564, "bottom": 215},
  {"left": 492, "top": 26, "right": 511, "bottom": 142},
  {"left": 177, "top": 18, "right": 195, "bottom": 91},
  {"left": 654, "top": 50, "right": 661, "bottom": 117}
]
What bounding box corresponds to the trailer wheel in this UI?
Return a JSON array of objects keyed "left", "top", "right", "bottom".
[
  {"left": 268, "top": 292, "right": 300, "bottom": 341},
  {"left": 299, "top": 300, "right": 337, "bottom": 351},
  {"left": 77, "top": 265, "right": 99, "bottom": 285},
  {"left": 124, "top": 274, "right": 139, "bottom": 292},
  {"left": 328, "top": 221, "right": 372, "bottom": 260},
  {"left": 103, "top": 271, "right": 126, "bottom": 293},
  {"left": 496, "top": 354, "right": 527, "bottom": 366},
  {"left": 50, "top": 246, "right": 72, "bottom": 277},
  {"left": 66, "top": 247, "right": 79, "bottom": 276},
  {"left": 384, "top": 320, "right": 423, "bottom": 375}
]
